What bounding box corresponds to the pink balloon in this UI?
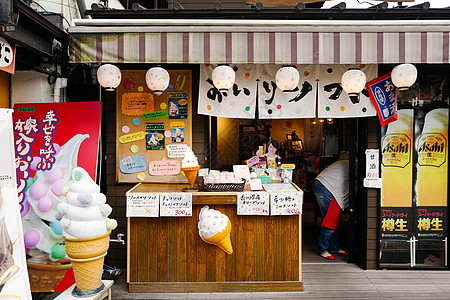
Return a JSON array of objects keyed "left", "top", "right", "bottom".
[
  {"left": 46, "top": 167, "right": 62, "bottom": 183},
  {"left": 52, "top": 179, "right": 69, "bottom": 196},
  {"left": 28, "top": 182, "right": 47, "bottom": 200},
  {"left": 30, "top": 157, "right": 40, "bottom": 171},
  {"left": 20, "top": 200, "right": 30, "bottom": 217},
  {"left": 24, "top": 229, "right": 40, "bottom": 248},
  {"left": 37, "top": 196, "right": 53, "bottom": 212},
  {"left": 53, "top": 144, "right": 61, "bottom": 155}
]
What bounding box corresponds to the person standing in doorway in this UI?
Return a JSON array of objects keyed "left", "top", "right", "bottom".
[{"left": 313, "top": 151, "right": 349, "bottom": 260}]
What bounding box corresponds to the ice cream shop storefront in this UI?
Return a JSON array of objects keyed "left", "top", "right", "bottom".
[{"left": 68, "top": 14, "right": 450, "bottom": 292}]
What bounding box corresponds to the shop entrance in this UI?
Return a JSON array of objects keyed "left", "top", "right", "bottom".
[{"left": 215, "top": 117, "right": 367, "bottom": 267}]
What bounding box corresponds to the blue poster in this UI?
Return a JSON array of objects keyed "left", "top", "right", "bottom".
[{"left": 366, "top": 73, "right": 398, "bottom": 127}]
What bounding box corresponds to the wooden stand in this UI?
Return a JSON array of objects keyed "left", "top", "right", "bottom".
[
  {"left": 126, "top": 183, "right": 302, "bottom": 293},
  {"left": 55, "top": 280, "right": 113, "bottom": 300}
]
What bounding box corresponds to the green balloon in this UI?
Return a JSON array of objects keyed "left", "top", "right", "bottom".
[{"left": 51, "top": 243, "right": 66, "bottom": 260}]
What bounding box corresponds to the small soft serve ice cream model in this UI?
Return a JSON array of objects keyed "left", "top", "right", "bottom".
[
  {"left": 57, "top": 167, "right": 117, "bottom": 296},
  {"left": 181, "top": 147, "right": 201, "bottom": 187},
  {"left": 198, "top": 206, "right": 233, "bottom": 254}
]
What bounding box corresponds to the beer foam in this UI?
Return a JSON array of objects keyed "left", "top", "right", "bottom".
[
  {"left": 422, "top": 108, "right": 449, "bottom": 133},
  {"left": 385, "top": 109, "right": 413, "bottom": 135}
]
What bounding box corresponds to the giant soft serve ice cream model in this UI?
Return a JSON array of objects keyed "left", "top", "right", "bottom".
[
  {"left": 198, "top": 206, "right": 233, "bottom": 254},
  {"left": 57, "top": 167, "right": 117, "bottom": 297}
]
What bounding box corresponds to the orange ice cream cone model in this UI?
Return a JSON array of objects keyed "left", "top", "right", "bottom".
[
  {"left": 200, "top": 220, "right": 233, "bottom": 254},
  {"left": 198, "top": 206, "right": 233, "bottom": 254},
  {"left": 64, "top": 232, "right": 110, "bottom": 295},
  {"left": 181, "top": 166, "right": 201, "bottom": 187}
]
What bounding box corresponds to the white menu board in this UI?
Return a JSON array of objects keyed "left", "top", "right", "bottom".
[
  {"left": 270, "top": 191, "right": 303, "bottom": 216},
  {"left": 237, "top": 192, "right": 270, "bottom": 215},
  {"left": 126, "top": 193, "right": 159, "bottom": 217},
  {"left": 160, "top": 193, "right": 192, "bottom": 216}
]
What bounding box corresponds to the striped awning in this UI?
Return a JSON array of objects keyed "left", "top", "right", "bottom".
[{"left": 69, "top": 19, "right": 450, "bottom": 65}]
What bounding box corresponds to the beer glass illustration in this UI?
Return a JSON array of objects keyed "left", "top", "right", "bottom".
[{"left": 381, "top": 109, "right": 414, "bottom": 207}]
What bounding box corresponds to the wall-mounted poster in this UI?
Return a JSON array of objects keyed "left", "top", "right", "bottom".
[
  {"left": 168, "top": 92, "right": 188, "bottom": 119},
  {"left": 146, "top": 123, "right": 165, "bottom": 150},
  {"left": 13, "top": 102, "right": 102, "bottom": 292},
  {"left": 0, "top": 109, "right": 31, "bottom": 299}
]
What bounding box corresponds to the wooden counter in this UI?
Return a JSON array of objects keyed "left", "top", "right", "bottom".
[{"left": 126, "top": 183, "right": 302, "bottom": 292}]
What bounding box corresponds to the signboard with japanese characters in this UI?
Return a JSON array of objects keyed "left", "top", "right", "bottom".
[
  {"left": 363, "top": 149, "right": 382, "bottom": 188},
  {"left": 0, "top": 37, "right": 15, "bottom": 74},
  {"left": 270, "top": 191, "right": 303, "bottom": 216},
  {"left": 366, "top": 73, "right": 398, "bottom": 126},
  {"left": 117, "top": 70, "right": 192, "bottom": 183},
  {"left": 126, "top": 193, "right": 159, "bottom": 217},
  {"left": 237, "top": 192, "right": 269, "bottom": 215},
  {"left": 159, "top": 193, "right": 192, "bottom": 217},
  {"left": 380, "top": 207, "right": 413, "bottom": 239},
  {"left": 13, "top": 102, "right": 102, "bottom": 217}
]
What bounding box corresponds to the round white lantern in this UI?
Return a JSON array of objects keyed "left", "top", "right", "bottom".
[
  {"left": 97, "top": 64, "right": 121, "bottom": 91},
  {"left": 212, "top": 65, "right": 235, "bottom": 92},
  {"left": 146, "top": 67, "right": 170, "bottom": 96},
  {"left": 391, "top": 63, "right": 417, "bottom": 90},
  {"left": 341, "top": 68, "right": 366, "bottom": 97},
  {"left": 276, "top": 66, "right": 299, "bottom": 92}
]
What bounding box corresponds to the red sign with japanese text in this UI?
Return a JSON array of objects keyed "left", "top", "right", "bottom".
[{"left": 13, "top": 102, "right": 102, "bottom": 215}]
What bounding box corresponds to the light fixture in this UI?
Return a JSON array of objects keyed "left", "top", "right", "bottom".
[
  {"left": 276, "top": 65, "right": 300, "bottom": 92},
  {"left": 341, "top": 68, "right": 366, "bottom": 97},
  {"left": 391, "top": 63, "right": 417, "bottom": 91},
  {"left": 97, "top": 64, "right": 122, "bottom": 91},
  {"left": 327, "top": 118, "right": 334, "bottom": 125},
  {"left": 146, "top": 67, "right": 170, "bottom": 96},
  {"left": 212, "top": 65, "right": 235, "bottom": 93}
]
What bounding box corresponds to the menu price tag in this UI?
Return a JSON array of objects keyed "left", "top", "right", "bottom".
[
  {"left": 270, "top": 191, "right": 303, "bottom": 216},
  {"left": 160, "top": 193, "right": 192, "bottom": 217},
  {"left": 126, "top": 193, "right": 159, "bottom": 217},
  {"left": 237, "top": 192, "right": 269, "bottom": 215}
]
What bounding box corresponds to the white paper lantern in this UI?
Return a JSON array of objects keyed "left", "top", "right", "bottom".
[
  {"left": 146, "top": 67, "right": 170, "bottom": 96},
  {"left": 97, "top": 64, "right": 121, "bottom": 91},
  {"left": 341, "top": 68, "right": 366, "bottom": 97},
  {"left": 212, "top": 65, "right": 235, "bottom": 92},
  {"left": 391, "top": 63, "right": 417, "bottom": 90},
  {"left": 276, "top": 66, "right": 300, "bottom": 92}
]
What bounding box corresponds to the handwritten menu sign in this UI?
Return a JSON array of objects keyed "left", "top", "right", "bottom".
[
  {"left": 237, "top": 192, "right": 269, "bottom": 215},
  {"left": 126, "top": 193, "right": 159, "bottom": 217},
  {"left": 122, "top": 92, "right": 154, "bottom": 116},
  {"left": 166, "top": 144, "right": 188, "bottom": 158},
  {"left": 270, "top": 191, "right": 303, "bottom": 216},
  {"left": 149, "top": 158, "right": 180, "bottom": 176},
  {"left": 120, "top": 154, "right": 147, "bottom": 174},
  {"left": 160, "top": 193, "right": 192, "bottom": 216}
]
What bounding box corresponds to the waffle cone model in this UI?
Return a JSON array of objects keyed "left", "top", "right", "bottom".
[
  {"left": 64, "top": 232, "right": 110, "bottom": 293},
  {"left": 181, "top": 165, "right": 201, "bottom": 187},
  {"left": 27, "top": 261, "right": 72, "bottom": 292},
  {"left": 200, "top": 220, "right": 233, "bottom": 254}
]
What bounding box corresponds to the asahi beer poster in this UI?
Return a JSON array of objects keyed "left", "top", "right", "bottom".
[
  {"left": 0, "top": 109, "right": 32, "bottom": 299},
  {"left": 380, "top": 109, "right": 414, "bottom": 239},
  {"left": 415, "top": 107, "right": 448, "bottom": 239}
]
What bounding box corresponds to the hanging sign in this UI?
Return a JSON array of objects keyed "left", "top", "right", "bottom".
[
  {"left": 237, "top": 192, "right": 269, "bottom": 215},
  {"left": 363, "top": 149, "right": 382, "bottom": 188},
  {"left": 160, "top": 193, "right": 192, "bottom": 217},
  {"left": 270, "top": 191, "right": 303, "bottom": 215},
  {"left": 0, "top": 37, "right": 15, "bottom": 74},
  {"left": 126, "top": 193, "right": 159, "bottom": 217},
  {"left": 366, "top": 73, "right": 398, "bottom": 127}
]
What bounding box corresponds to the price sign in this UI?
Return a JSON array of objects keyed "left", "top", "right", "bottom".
[
  {"left": 237, "top": 192, "right": 269, "bottom": 215},
  {"left": 160, "top": 193, "right": 192, "bottom": 217},
  {"left": 126, "top": 193, "right": 159, "bottom": 217},
  {"left": 270, "top": 191, "right": 303, "bottom": 216}
]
